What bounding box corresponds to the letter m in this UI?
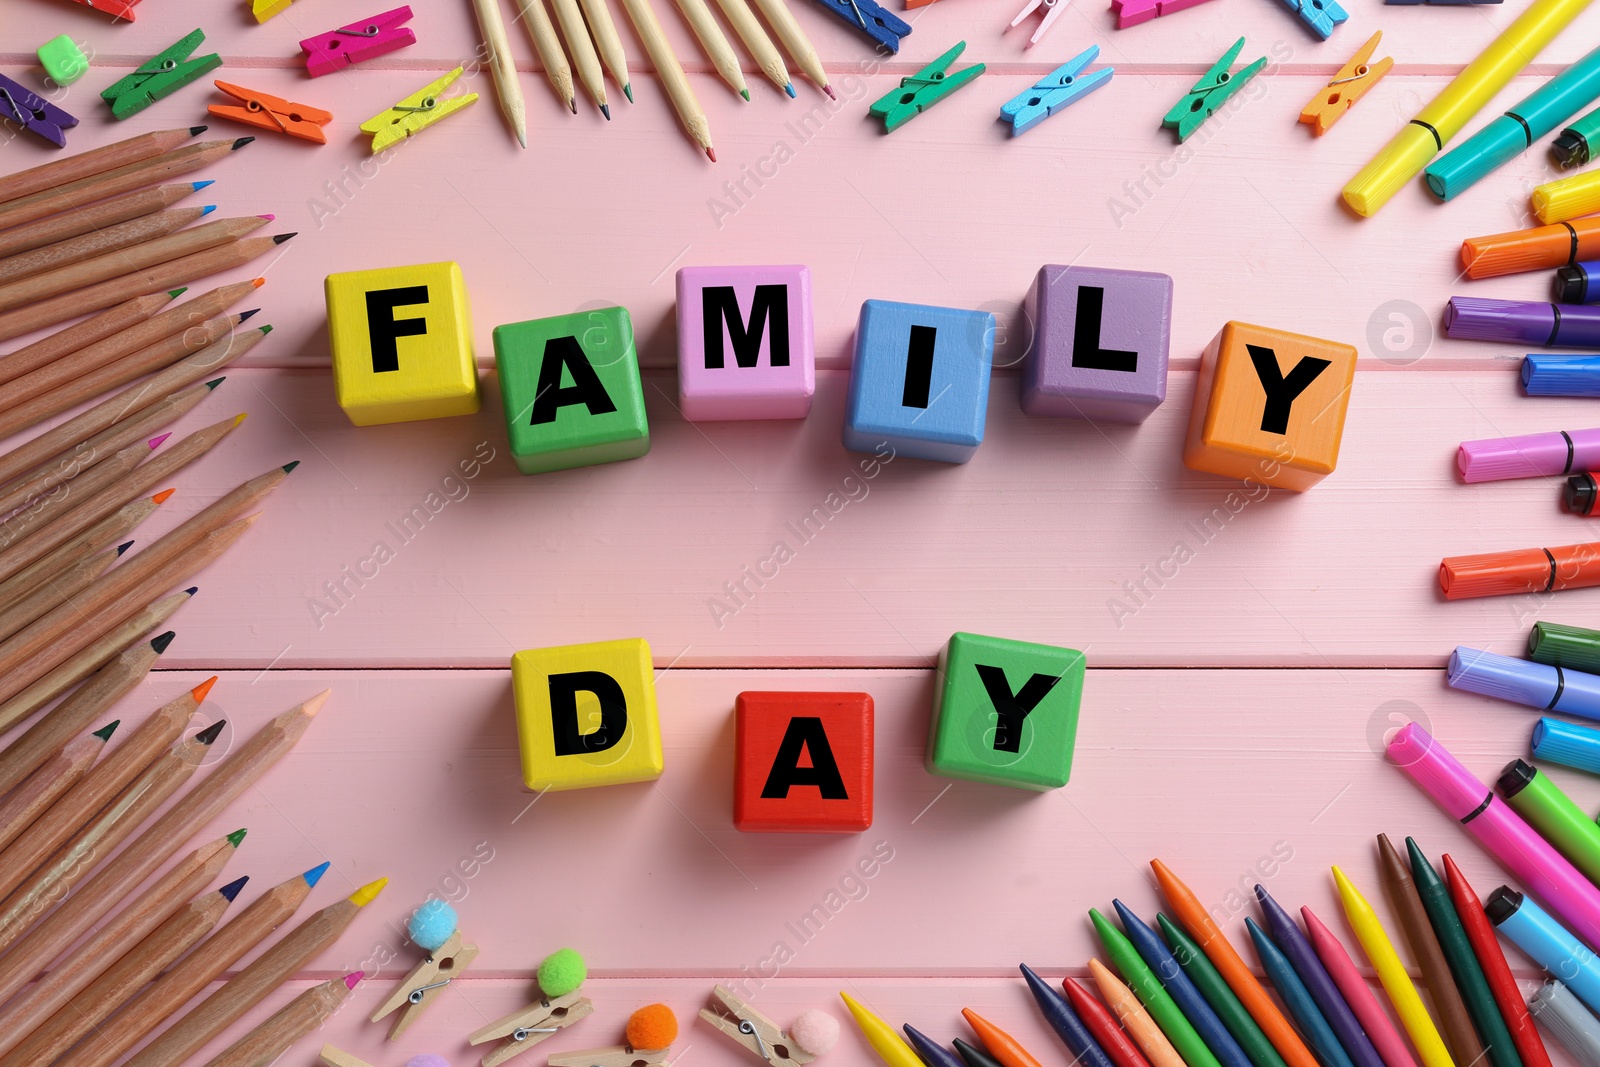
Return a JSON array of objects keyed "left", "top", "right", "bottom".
[{"left": 703, "top": 285, "right": 789, "bottom": 369}]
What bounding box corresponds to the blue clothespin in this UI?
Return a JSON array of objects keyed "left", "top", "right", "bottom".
[
  {"left": 1277, "top": 0, "right": 1346, "bottom": 38},
  {"left": 0, "top": 74, "right": 78, "bottom": 148},
  {"left": 100, "top": 29, "right": 223, "bottom": 120},
  {"left": 1162, "top": 37, "right": 1266, "bottom": 142},
  {"left": 1000, "top": 45, "right": 1112, "bottom": 135},
  {"left": 869, "top": 41, "right": 985, "bottom": 133},
  {"left": 805, "top": 0, "right": 911, "bottom": 53}
]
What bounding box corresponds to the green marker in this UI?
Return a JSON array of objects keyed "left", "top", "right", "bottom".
[
  {"left": 1090, "top": 908, "right": 1223, "bottom": 1067},
  {"left": 1555, "top": 103, "right": 1600, "bottom": 168},
  {"left": 1498, "top": 759, "right": 1600, "bottom": 885},
  {"left": 1405, "top": 838, "right": 1524, "bottom": 1067},
  {"left": 1528, "top": 621, "right": 1600, "bottom": 675},
  {"left": 1158, "top": 914, "right": 1289, "bottom": 1067}
]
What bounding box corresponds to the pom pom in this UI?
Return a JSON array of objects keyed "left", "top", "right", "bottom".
[
  {"left": 406, "top": 899, "right": 457, "bottom": 953},
  {"left": 626, "top": 1004, "right": 678, "bottom": 1050},
  {"left": 790, "top": 1009, "right": 839, "bottom": 1056},
  {"left": 403, "top": 1056, "right": 451, "bottom": 1067},
  {"left": 537, "top": 947, "right": 587, "bottom": 997}
]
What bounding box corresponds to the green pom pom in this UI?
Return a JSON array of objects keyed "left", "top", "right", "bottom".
[{"left": 537, "top": 948, "right": 586, "bottom": 997}]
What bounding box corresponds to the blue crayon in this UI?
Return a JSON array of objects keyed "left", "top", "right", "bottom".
[
  {"left": 1245, "top": 918, "right": 1357, "bottom": 1067},
  {"left": 1020, "top": 963, "right": 1116, "bottom": 1067},
  {"left": 904, "top": 1025, "right": 967, "bottom": 1067},
  {"left": 1113, "top": 899, "right": 1255, "bottom": 1067}
]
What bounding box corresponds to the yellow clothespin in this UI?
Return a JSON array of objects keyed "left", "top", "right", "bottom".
[
  {"left": 360, "top": 66, "right": 478, "bottom": 153},
  {"left": 370, "top": 901, "right": 480, "bottom": 1040},
  {"left": 701, "top": 985, "right": 838, "bottom": 1065},
  {"left": 252, "top": 0, "right": 295, "bottom": 20},
  {"left": 548, "top": 1004, "right": 679, "bottom": 1067},
  {"left": 1298, "top": 31, "right": 1391, "bottom": 136}
]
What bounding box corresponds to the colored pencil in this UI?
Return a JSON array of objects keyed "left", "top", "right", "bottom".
[
  {"left": 1150, "top": 859, "right": 1322, "bottom": 1067},
  {"left": 0, "top": 632, "right": 165, "bottom": 794},
  {"left": 0, "top": 724, "right": 219, "bottom": 954},
  {"left": 0, "top": 182, "right": 212, "bottom": 260},
  {"left": 0, "top": 543, "right": 127, "bottom": 642},
  {"left": 0, "top": 680, "right": 212, "bottom": 904},
  {"left": 1158, "top": 913, "right": 1289, "bottom": 1067},
  {"left": 1061, "top": 980, "right": 1155, "bottom": 1067},
  {"left": 0, "top": 138, "right": 252, "bottom": 234},
  {"left": 745, "top": 0, "right": 831, "bottom": 97},
  {"left": 550, "top": 0, "right": 610, "bottom": 115},
  {"left": 710, "top": 0, "right": 792, "bottom": 96},
  {"left": 0, "top": 205, "right": 215, "bottom": 284},
  {"left": 0, "top": 127, "right": 206, "bottom": 204},
  {"left": 580, "top": 0, "right": 633, "bottom": 100},
  {"left": 7, "top": 877, "right": 244, "bottom": 1067},
  {"left": 1246, "top": 918, "right": 1355, "bottom": 1067},
  {"left": 1090, "top": 957, "right": 1189, "bottom": 1067},
  {"left": 619, "top": 0, "right": 716, "bottom": 159},
  {"left": 0, "top": 495, "right": 170, "bottom": 626},
  {"left": 0, "top": 440, "right": 155, "bottom": 552},
  {"left": 0, "top": 725, "right": 109, "bottom": 852},
  {"left": 0, "top": 290, "right": 181, "bottom": 389},
  {"left": 124, "top": 872, "right": 384, "bottom": 1067},
  {"left": 1114, "top": 900, "right": 1253, "bottom": 1067},
  {"left": 672, "top": 0, "right": 750, "bottom": 99},
  {"left": 0, "top": 830, "right": 246, "bottom": 1057},
  {"left": 1089, "top": 909, "right": 1220, "bottom": 1067},
  {"left": 1442, "top": 855, "right": 1555, "bottom": 1067},
  {"left": 71, "top": 863, "right": 329, "bottom": 1067},
  {"left": 0, "top": 691, "right": 323, "bottom": 1008},
  {"left": 471, "top": 0, "right": 530, "bottom": 147},
  {"left": 1301, "top": 905, "right": 1421, "bottom": 1067},
  {"left": 510, "top": 0, "right": 578, "bottom": 113},
  {"left": 203, "top": 971, "right": 364, "bottom": 1067},
  {"left": 0, "top": 235, "right": 291, "bottom": 343}
]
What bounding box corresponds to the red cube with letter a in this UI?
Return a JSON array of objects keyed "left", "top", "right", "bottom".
[{"left": 734, "top": 691, "right": 873, "bottom": 833}]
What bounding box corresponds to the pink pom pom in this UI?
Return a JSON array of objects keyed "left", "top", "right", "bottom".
[
  {"left": 790, "top": 1009, "right": 839, "bottom": 1056},
  {"left": 404, "top": 1056, "right": 452, "bottom": 1067}
]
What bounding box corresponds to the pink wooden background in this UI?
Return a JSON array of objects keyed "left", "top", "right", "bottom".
[{"left": 4, "top": 0, "right": 1600, "bottom": 1063}]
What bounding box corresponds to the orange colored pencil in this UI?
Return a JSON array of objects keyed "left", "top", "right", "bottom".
[
  {"left": 0, "top": 205, "right": 214, "bottom": 284},
  {"left": 0, "top": 289, "right": 180, "bottom": 388},
  {"left": 0, "top": 725, "right": 109, "bottom": 853},
  {"left": 0, "top": 542, "right": 127, "bottom": 642},
  {"left": 0, "top": 493, "right": 167, "bottom": 613},
  {"left": 0, "top": 127, "right": 205, "bottom": 204},
  {"left": 203, "top": 972, "right": 363, "bottom": 1067},
  {"left": 0, "top": 182, "right": 210, "bottom": 260}
]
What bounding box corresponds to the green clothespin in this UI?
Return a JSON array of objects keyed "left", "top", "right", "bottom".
[
  {"left": 868, "top": 41, "right": 985, "bottom": 133},
  {"left": 1161, "top": 36, "right": 1265, "bottom": 142},
  {"left": 101, "top": 29, "right": 222, "bottom": 121}
]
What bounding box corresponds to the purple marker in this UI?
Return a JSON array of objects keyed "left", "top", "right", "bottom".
[
  {"left": 1457, "top": 426, "right": 1600, "bottom": 482},
  {"left": 1448, "top": 646, "right": 1600, "bottom": 720},
  {"left": 1447, "top": 297, "right": 1600, "bottom": 347}
]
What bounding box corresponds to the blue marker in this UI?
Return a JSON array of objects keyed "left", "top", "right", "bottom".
[{"left": 1487, "top": 886, "right": 1600, "bottom": 1015}]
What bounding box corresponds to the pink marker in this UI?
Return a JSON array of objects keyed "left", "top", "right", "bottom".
[
  {"left": 1458, "top": 427, "right": 1600, "bottom": 482},
  {"left": 1301, "top": 905, "right": 1419, "bottom": 1067},
  {"left": 1388, "top": 722, "right": 1600, "bottom": 950}
]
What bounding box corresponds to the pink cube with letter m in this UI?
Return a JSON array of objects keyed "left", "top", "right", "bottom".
[{"left": 677, "top": 264, "right": 815, "bottom": 421}]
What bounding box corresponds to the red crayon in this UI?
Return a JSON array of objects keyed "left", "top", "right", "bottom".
[{"left": 1063, "top": 977, "right": 1155, "bottom": 1067}]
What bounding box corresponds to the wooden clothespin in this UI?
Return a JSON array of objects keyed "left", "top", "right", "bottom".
[
  {"left": 700, "top": 985, "right": 840, "bottom": 1065},
  {"left": 100, "top": 29, "right": 222, "bottom": 121},
  {"left": 803, "top": 0, "right": 911, "bottom": 54},
  {"left": 361, "top": 67, "right": 479, "bottom": 154},
  {"left": 1007, "top": 0, "right": 1069, "bottom": 49},
  {"left": 469, "top": 990, "right": 593, "bottom": 1067},
  {"left": 1275, "top": 0, "right": 1346, "bottom": 39},
  {"left": 253, "top": 0, "right": 296, "bottom": 20},
  {"left": 999, "top": 45, "right": 1112, "bottom": 136},
  {"left": 0, "top": 74, "right": 78, "bottom": 148},
  {"left": 1109, "top": 0, "right": 1216, "bottom": 28},
  {"left": 1161, "top": 36, "right": 1265, "bottom": 143},
  {"left": 1298, "top": 31, "right": 1391, "bottom": 136},
  {"left": 208, "top": 81, "right": 332, "bottom": 144},
  {"left": 300, "top": 7, "right": 418, "bottom": 78},
  {"left": 548, "top": 1004, "right": 679, "bottom": 1067},
  {"left": 319, "top": 1046, "right": 375, "bottom": 1067},
  {"left": 370, "top": 900, "right": 479, "bottom": 1040},
  {"left": 868, "top": 41, "right": 985, "bottom": 134}
]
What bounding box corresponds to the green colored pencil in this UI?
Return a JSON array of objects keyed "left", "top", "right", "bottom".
[
  {"left": 1091, "top": 908, "right": 1224, "bottom": 1067},
  {"left": 1158, "top": 913, "right": 1290, "bottom": 1067}
]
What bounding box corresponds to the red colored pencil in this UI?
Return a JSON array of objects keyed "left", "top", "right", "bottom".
[{"left": 1063, "top": 977, "right": 1155, "bottom": 1067}]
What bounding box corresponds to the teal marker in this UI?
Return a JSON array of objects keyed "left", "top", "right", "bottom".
[
  {"left": 1555, "top": 103, "right": 1600, "bottom": 167},
  {"left": 1426, "top": 43, "right": 1600, "bottom": 199}
]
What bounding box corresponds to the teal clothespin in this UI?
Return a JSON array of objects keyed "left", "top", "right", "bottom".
[
  {"left": 1000, "top": 45, "right": 1113, "bottom": 136},
  {"left": 868, "top": 41, "right": 985, "bottom": 133},
  {"left": 101, "top": 29, "right": 223, "bottom": 121},
  {"left": 1161, "top": 36, "right": 1265, "bottom": 142}
]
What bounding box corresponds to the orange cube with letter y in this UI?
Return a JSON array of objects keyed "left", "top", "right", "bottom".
[
  {"left": 1182, "top": 321, "right": 1356, "bottom": 492},
  {"left": 512, "top": 638, "right": 664, "bottom": 791}
]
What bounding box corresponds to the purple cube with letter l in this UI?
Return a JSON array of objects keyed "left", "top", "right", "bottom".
[
  {"left": 1022, "top": 265, "right": 1172, "bottom": 423},
  {"left": 676, "top": 264, "right": 815, "bottom": 421}
]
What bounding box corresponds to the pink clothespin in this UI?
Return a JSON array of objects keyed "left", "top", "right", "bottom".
[
  {"left": 1110, "top": 0, "right": 1217, "bottom": 27},
  {"left": 1007, "top": 0, "right": 1069, "bottom": 47},
  {"left": 300, "top": 6, "right": 416, "bottom": 78}
]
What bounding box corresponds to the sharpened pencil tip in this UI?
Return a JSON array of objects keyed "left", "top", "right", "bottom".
[
  {"left": 259, "top": 324, "right": 273, "bottom": 335},
  {"left": 205, "top": 377, "right": 225, "bottom": 389},
  {"left": 238, "top": 309, "right": 259, "bottom": 323},
  {"left": 302, "top": 689, "right": 332, "bottom": 717},
  {"left": 184, "top": 586, "right": 198, "bottom": 595},
  {"left": 190, "top": 125, "right": 208, "bottom": 135},
  {"left": 740, "top": 89, "right": 750, "bottom": 101},
  {"left": 570, "top": 100, "right": 577, "bottom": 114},
  {"left": 251, "top": 277, "right": 265, "bottom": 288},
  {"left": 706, "top": 147, "right": 716, "bottom": 162},
  {"left": 272, "top": 232, "right": 296, "bottom": 244},
  {"left": 150, "top": 631, "right": 176, "bottom": 654},
  {"left": 259, "top": 214, "right": 275, "bottom": 222},
  {"left": 785, "top": 83, "right": 796, "bottom": 98},
  {"left": 304, "top": 861, "right": 331, "bottom": 887},
  {"left": 350, "top": 877, "right": 388, "bottom": 907},
  {"left": 116, "top": 540, "right": 134, "bottom": 556},
  {"left": 601, "top": 104, "right": 611, "bottom": 120},
  {"left": 93, "top": 720, "right": 120, "bottom": 741},
  {"left": 823, "top": 83, "right": 836, "bottom": 100},
  {"left": 231, "top": 412, "right": 248, "bottom": 427},
  {"left": 167, "top": 287, "right": 187, "bottom": 299},
  {"left": 192, "top": 180, "right": 214, "bottom": 190},
  {"left": 226, "top": 828, "right": 248, "bottom": 847},
  {"left": 148, "top": 432, "right": 170, "bottom": 449},
  {"left": 519, "top": 130, "right": 528, "bottom": 147},
  {"left": 195, "top": 719, "right": 226, "bottom": 744},
  {"left": 219, "top": 876, "right": 249, "bottom": 902},
  {"left": 192, "top": 676, "right": 218, "bottom": 703},
  {"left": 345, "top": 972, "right": 364, "bottom": 989},
  {"left": 282, "top": 460, "right": 300, "bottom": 473},
  {"left": 201, "top": 205, "right": 216, "bottom": 216},
  {"left": 624, "top": 83, "right": 634, "bottom": 102},
  {"left": 153, "top": 488, "right": 176, "bottom": 503},
  {"left": 232, "top": 136, "right": 255, "bottom": 149}
]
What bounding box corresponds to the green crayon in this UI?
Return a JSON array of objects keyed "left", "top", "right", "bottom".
[
  {"left": 1158, "top": 913, "right": 1290, "bottom": 1067},
  {"left": 1091, "top": 908, "right": 1224, "bottom": 1067}
]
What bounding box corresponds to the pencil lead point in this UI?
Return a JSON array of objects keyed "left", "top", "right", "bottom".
[
  {"left": 195, "top": 719, "right": 226, "bottom": 744},
  {"left": 192, "top": 676, "right": 218, "bottom": 703},
  {"left": 93, "top": 720, "right": 120, "bottom": 741},
  {"left": 232, "top": 136, "right": 255, "bottom": 149},
  {"left": 601, "top": 104, "right": 611, "bottom": 120},
  {"left": 252, "top": 277, "right": 266, "bottom": 288},
  {"left": 706, "top": 147, "right": 717, "bottom": 162},
  {"left": 192, "top": 180, "right": 214, "bottom": 190},
  {"left": 238, "top": 309, "right": 260, "bottom": 323},
  {"left": 345, "top": 971, "right": 364, "bottom": 989},
  {"left": 569, "top": 100, "right": 577, "bottom": 114},
  {"left": 785, "top": 82, "right": 796, "bottom": 98},
  {"left": 304, "top": 861, "right": 331, "bottom": 887},
  {"left": 272, "top": 232, "right": 297, "bottom": 244},
  {"left": 116, "top": 540, "right": 134, "bottom": 556},
  {"left": 350, "top": 877, "right": 389, "bottom": 906},
  {"left": 231, "top": 412, "right": 248, "bottom": 428},
  {"left": 259, "top": 324, "right": 273, "bottom": 335},
  {"left": 167, "top": 287, "right": 188, "bottom": 298},
  {"left": 184, "top": 586, "right": 198, "bottom": 595},
  {"left": 190, "top": 125, "right": 208, "bottom": 136},
  {"left": 148, "top": 432, "right": 170, "bottom": 449},
  {"left": 740, "top": 89, "right": 750, "bottom": 101},
  {"left": 153, "top": 488, "right": 176, "bottom": 503},
  {"left": 206, "top": 376, "right": 226, "bottom": 389},
  {"left": 282, "top": 460, "right": 300, "bottom": 473},
  {"left": 623, "top": 83, "right": 634, "bottom": 102},
  {"left": 518, "top": 130, "right": 529, "bottom": 147},
  {"left": 220, "top": 876, "right": 249, "bottom": 901},
  {"left": 201, "top": 205, "right": 216, "bottom": 216},
  {"left": 823, "top": 83, "right": 836, "bottom": 100},
  {"left": 226, "top": 828, "right": 248, "bottom": 848},
  {"left": 302, "top": 689, "right": 331, "bottom": 717},
  {"left": 150, "top": 631, "right": 177, "bottom": 654}
]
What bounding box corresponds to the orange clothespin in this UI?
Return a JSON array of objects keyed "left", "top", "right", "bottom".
[
  {"left": 1298, "top": 31, "right": 1391, "bottom": 136},
  {"left": 207, "top": 80, "right": 332, "bottom": 144}
]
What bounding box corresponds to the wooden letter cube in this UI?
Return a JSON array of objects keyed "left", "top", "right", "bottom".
[
  {"left": 843, "top": 300, "right": 994, "bottom": 464},
  {"left": 511, "top": 638, "right": 664, "bottom": 792},
  {"left": 1022, "top": 265, "right": 1172, "bottom": 423},
  {"left": 1182, "top": 321, "right": 1357, "bottom": 492},
  {"left": 927, "top": 632, "right": 1085, "bottom": 791},
  {"left": 492, "top": 307, "right": 650, "bottom": 475},
  {"left": 326, "top": 261, "right": 479, "bottom": 427},
  {"left": 733, "top": 691, "right": 873, "bottom": 833},
  {"left": 676, "top": 265, "right": 815, "bottom": 421}
]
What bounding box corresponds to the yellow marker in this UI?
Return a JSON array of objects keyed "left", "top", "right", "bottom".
[
  {"left": 1332, "top": 866, "right": 1455, "bottom": 1067},
  {"left": 840, "top": 992, "right": 924, "bottom": 1067},
  {"left": 349, "top": 877, "right": 389, "bottom": 907},
  {"left": 1342, "top": 0, "right": 1594, "bottom": 217},
  {"left": 1533, "top": 168, "right": 1600, "bottom": 224}
]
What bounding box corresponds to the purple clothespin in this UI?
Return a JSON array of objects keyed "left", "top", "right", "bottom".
[
  {"left": 300, "top": 6, "right": 416, "bottom": 77},
  {"left": 0, "top": 74, "right": 78, "bottom": 148}
]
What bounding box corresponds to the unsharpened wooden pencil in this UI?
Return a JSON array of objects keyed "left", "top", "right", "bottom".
[
  {"left": 0, "top": 237, "right": 290, "bottom": 343},
  {"left": 0, "top": 633, "right": 166, "bottom": 793},
  {"left": 746, "top": 0, "right": 832, "bottom": 97},
  {"left": 0, "top": 543, "right": 128, "bottom": 643},
  {"left": 472, "top": 0, "right": 531, "bottom": 146},
  {"left": 0, "top": 680, "right": 212, "bottom": 904},
  {"left": 7, "top": 877, "right": 245, "bottom": 1067},
  {"left": 0, "top": 831, "right": 246, "bottom": 1057},
  {"left": 0, "top": 127, "right": 206, "bottom": 205},
  {"left": 0, "top": 138, "right": 253, "bottom": 234},
  {"left": 0, "top": 492, "right": 169, "bottom": 609},
  {"left": 580, "top": 0, "right": 633, "bottom": 100},
  {"left": 0, "top": 692, "right": 325, "bottom": 1011},
  {"left": 672, "top": 0, "right": 750, "bottom": 99},
  {"left": 0, "top": 723, "right": 219, "bottom": 955},
  {"left": 0, "top": 206, "right": 216, "bottom": 285},
  {"left": 203, "top": 972, "right": 363, "bottom": 1067},
  {"left": 0, "top": 182, "right": 212, "bottom": 260},
  {"left": 549, "top": 0, "right": 610, "bottom": 115},
  {"left": 710, "top": 0, "right": 792, "bottom": 96},
  {"left": 0, "top": 440, "right": 155, "bottom": 550},
  {"left": 72, "top": 863, "right": 329, "bottom": 1067},
  {"left": 125, "top": 872, "right": 383, "bottom": 1067},
  {"left": 510, "top": 0, "right": 578, "bottom": 114},
  {"left": 620, "top": 0, "right": 717, "bottom": 159},
  {"left": 0, "top": 289, "right": 182, "bottom": 389},
  {"left": 0, "top": 725, "right": 110, "bottom": 854}
]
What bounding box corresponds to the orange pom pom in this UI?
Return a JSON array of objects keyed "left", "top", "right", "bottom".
[{"left": 626, "top": 1004, "right": 678, "bottom": 1050}]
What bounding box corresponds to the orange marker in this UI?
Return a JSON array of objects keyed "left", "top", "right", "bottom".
[
  {"left": 1062, "top": 978, "right": 1154, "bottom": 1067},
  {"left": 1088, "top": 959, "right": 1186, "bottom": 1067},
  {"left": 1440, "top": 540, "right": 1600, "bottom": 599},
  {"left": 1150, "top": 860, "right": 1320, "bottom": 1067},
  {"left": 1462, "top": 216, "right": 1600, "bottom": 279},
  {"left": 962, "top": 1008, "right": 1046, "bottom": 1067}
]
